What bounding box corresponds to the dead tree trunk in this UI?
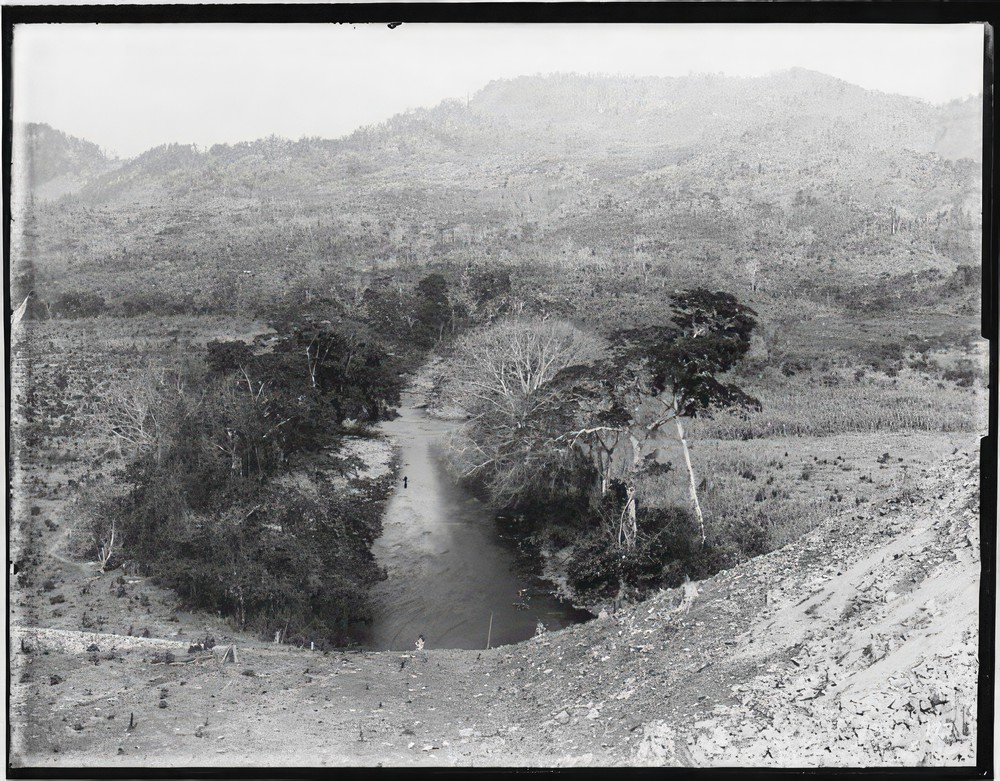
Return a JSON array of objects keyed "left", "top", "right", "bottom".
[
  {"left": 97, "top": 518, "right": 118, "bottom": 571},
  {"left": 889, "top": 206, "right": 902, "bottom": 235},
  {"left": 306, "top": 346, "right": 317, "bottom": 389}
]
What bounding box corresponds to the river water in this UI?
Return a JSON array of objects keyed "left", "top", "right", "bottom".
[{"left": 354, "top": 394, "right": 592, "bottom": 651}]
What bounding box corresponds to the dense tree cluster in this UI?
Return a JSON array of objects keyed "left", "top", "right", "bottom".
[
  {"left": 442, "top": 289, "right": 761, "bottom": 600},
  {"left": 82, "top": 314, "right": 413, "bottom": 642}
]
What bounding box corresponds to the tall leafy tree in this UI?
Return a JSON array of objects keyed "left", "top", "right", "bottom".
[
  {"left": 442, "top": 290, "right": 758, "bottom": 549},
  {"left": 267, "top": 320, "right": 403, "bottom": 423},
  {"left": 610, "top": 289, "right": 759, "bottom": 542}
]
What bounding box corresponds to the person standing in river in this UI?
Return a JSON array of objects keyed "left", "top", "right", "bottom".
[{"left": 403, "top": 476, "right": 408, "bottom": 488}]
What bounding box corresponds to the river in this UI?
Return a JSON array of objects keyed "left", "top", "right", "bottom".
[{"left": 354, "top": 392, "right": 592, "bottom": 651}]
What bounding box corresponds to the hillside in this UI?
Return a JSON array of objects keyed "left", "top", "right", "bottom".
[
  {"left": 9, "top": 450, "right": 980, "bottom": 768},
  {"left": 13, "top": 71, "right": 982, "bottom": 319},
  {"left": 11, "top": 123, "right": 119, "bottom": 201}
]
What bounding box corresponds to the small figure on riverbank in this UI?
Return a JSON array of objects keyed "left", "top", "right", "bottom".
[
  {"left": 403, "top": 476, "right": 408, "bottom": 488},
  {"left": 415, "top": 635, "right": 424, "bottom": 651}
]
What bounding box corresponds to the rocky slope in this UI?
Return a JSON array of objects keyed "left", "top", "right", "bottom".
[{"left": 9, "top": 450, "right": 982, "bottom": 769}]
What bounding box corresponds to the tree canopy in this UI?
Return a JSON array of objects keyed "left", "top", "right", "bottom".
[
  {"left": 84, "top": 317, "right": 409, "bottom": 643},
  {"left": 442, "top": 289, "right": 760, "bottom": 593}
]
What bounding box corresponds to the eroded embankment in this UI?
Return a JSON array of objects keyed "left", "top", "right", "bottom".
[{"left": 9, "top": 451, "right": 981, "bottom": 768}]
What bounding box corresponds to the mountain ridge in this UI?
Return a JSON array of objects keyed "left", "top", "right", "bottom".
[
  {"left": 13, "top": 70, "right": 982, "bottom": 315},
  {"left": 19, "top": 70, "right": 982, "bottom": 177}
]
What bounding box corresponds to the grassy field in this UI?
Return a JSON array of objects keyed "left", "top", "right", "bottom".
[
  {"left": 639, "top": 430, "right": 979, "bottom": 560},
  {"left": 665, "top": 318, "right": 985, "bottom": 561},
  {"left": 688, "top": 369, "right": 985, "bottom": 440}
]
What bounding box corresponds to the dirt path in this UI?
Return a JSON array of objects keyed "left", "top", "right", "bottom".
[{"left": 10, "top": 451, "right": 981, "bottom": 769}]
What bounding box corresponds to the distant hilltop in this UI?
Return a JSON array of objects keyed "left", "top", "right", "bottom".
[
  {"left": 17, "top": 70, "right": 982, "bottom": 186},
  {"left": 11, "top": 70, "right": 981, "bottom": 317}
]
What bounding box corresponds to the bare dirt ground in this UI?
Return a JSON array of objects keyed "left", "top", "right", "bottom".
[{"left": 9, "top": 446, "right": 982, "bottom": 769}]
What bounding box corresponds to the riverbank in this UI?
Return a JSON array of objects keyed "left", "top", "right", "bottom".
[
  {"left": 10, "top": 450, "right": 980, "bottom": 768},
  {"left": 410, "top": 358, "right": 984, "bottom": 621}
]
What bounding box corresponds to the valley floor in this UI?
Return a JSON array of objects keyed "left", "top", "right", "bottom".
[{"left": 9, "top": 450, "right": 982, "bottom": 769}]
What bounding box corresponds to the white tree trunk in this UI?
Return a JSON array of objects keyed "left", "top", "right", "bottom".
[
  {"left": 10, "top": 294, "right": 29, "bottom": 339},
  {"left": 619, "top": 483, "right": 637, "bottom": 550},
  {"left": 306, "top": 347, "right": 317, "bottom": 388},
  {"left": 98, "top": 519, "right": 117, "bottom": 571},
  {"left": 612, "top": 433, "right": 642, "bottom": 550},
  {"left": 673, "top": 401, "right": 706, "bottom": 544}
]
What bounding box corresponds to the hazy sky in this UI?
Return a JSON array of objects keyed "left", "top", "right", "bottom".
[{"left": 12, "top": 23, "right": 985, "bottom": 159}]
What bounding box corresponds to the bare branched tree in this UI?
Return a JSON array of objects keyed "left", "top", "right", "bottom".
[
  {"left": 96, "top": 517, "right": 118, "bottom": 571},
  {"left": 87, "top": 361, "right": 172, "bottom": 463},
  {"left": 442, "top": 317, "right": 605, "bottom": 506}
]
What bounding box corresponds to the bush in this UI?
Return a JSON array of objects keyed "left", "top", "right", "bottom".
[
  {"left": 53, "top": 291, "right": 106, "bottom": 318},
  {"left": 780, "top": 359, "right": 811, "bottom": 377},
  {"left": 206, "top": 340, "right": 255, "bottom": 374},
  {"left": 865, "top": 341, "right": 905, "bottom": 373},
  {"left": 144, "top": 479, "right": 389, "bottom": 640},
  {"left": 565, "top": 504, "right": 723, "bottom": 600},
  {"left": 105, "top": 416, "right": 392, "bottom": 641},
  {"left": 943, "top": 359, "right": 979, "bottom": 388}
]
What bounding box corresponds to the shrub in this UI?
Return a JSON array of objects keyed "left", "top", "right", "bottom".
[
  {"left": 205, "top": 340, "right": 255, "bottom": 374},
  {"left": 780, "top": 359, "right": 811, "bottom": 377},
  {"left": 143, "top": 478, "right": 389, "bottom": 640},
  {"left": 943, "top": 359, "right": 979, "bottom": 388},
  {"left": 566, "top": 504, "right": 723, "bottom": 600},
  {"left": 53, "top": 291, "right": 107, "bottom": 318}
]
